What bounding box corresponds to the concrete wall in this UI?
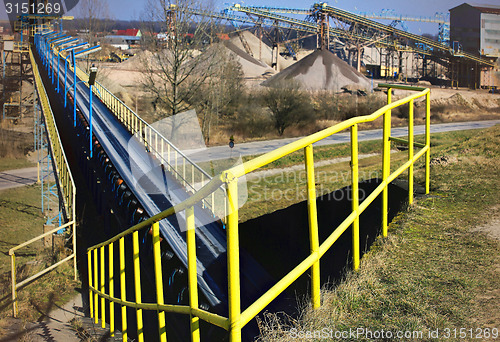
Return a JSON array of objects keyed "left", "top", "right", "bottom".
[{"left": 481, "top": 13, "right": 500, "bottom": 57}]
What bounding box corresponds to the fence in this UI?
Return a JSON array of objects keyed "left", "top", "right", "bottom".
[
  {"left": 9, "top": 48, "right": 77, "bottom": 317},
  {"left": 86, "top": 84, "right": 431, "bottom": 341},
  {"left": 65, "top": 59, "right": 226, "bottom": 221}
]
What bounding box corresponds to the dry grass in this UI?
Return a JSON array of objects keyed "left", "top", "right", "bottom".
[
  {"left": 256, "top": 125, "right": 500, "bottom": 341},
  {"left": 0, "top": 122, "right": 35, "bottom": 171},
  {"left": 0, "top": 184, "right": 78, "bottom": 338}
]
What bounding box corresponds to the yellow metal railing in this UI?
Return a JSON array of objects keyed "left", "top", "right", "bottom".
[
  {"left": 61, "top": 54, "right": 226, "bottom": 221},
  {"left": 87, "top": 84, "right": 431, "bottom": 341},
  {"left": 10, "top": 48, "right": 77, "bottom": 317}
]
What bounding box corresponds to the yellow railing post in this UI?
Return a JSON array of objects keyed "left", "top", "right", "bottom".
[
  {"left": 152, "top": 222, "right": 167, "bottom": 342},
  {"left": 304, "top": 144, "right": 320, "bottom": 309},
  {"left": 186, "top": 206, "right": 200, "bottom": 342},
  {"left": 225, "top": 173, "right": 242, "bottom": 342},
  {"left": 11, "top": 253, "right": 17, "bottom": 317},
  {"left": 425, "top": 92, "right": 431, "bottom": 194},
  {"left": 119, "top": 237, "right": 128, "bottom": 341},
  {"left": 109, "top": 242, "right": 115, "bottom": 337},
  {"left": 351, "top": 124, "right": 360, "bottom": 271},
  {"left": 100, "top": 246, "right": 106, "bottom": 329},
  {"left": 88, "top": 251, "right": 93, "bottom": 319},
  {"left": 408, "top": 100, "right": 414, "bottom": 205},
  {"left": 382, "top": 88, "right": 392, "bottom": 237},
  {"left": 73, "top": 201, "right": 77, "bottom": 281},
  {"left": 132, "top": 231, "right": 144, "bottom": 342},
  {"left": 94, "top": 248, "right": 99, "bottom": 324}
]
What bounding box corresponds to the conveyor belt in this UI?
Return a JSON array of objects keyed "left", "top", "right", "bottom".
[
  {"left": 316, "top": 3, "right": 495, "bottom": 66},
  {"left": 47, "top": 49, "right": 274, "bottom": 310}
]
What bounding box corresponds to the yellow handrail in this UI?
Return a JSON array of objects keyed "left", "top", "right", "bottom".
[
  {"left": 87, "top": 84, "right": 431, "bottom": 341},
  {"left": 10, "top": 48, "right": 77, "bottom": 318}
]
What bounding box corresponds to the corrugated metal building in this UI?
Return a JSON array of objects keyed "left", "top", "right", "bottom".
[{"left": 450, "top": 3, "right": 500, "bottom": 57}]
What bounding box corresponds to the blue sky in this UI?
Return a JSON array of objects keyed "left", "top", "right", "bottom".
[{"left": 2, "top": 0, "right": 500, "bottom": 35}]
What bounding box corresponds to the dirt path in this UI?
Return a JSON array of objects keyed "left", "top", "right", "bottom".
[{"left": 0, "top": 295, "right": 84, "bottom": 341}]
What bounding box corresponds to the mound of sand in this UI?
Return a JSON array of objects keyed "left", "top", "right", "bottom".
[
  {"left": 229, "top": 30, "right": 309, "bottom": 70},
  {"left": 262, "top": 49, "right": 371, "bottom": 91},
  {"left": 117, "top": 50, "right": 156, "bottom": 71},
  {"left": 222, "top": 41, "right": 276, "bottom": 79}
]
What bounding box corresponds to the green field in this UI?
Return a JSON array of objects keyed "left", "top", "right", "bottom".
[{"left": 258, "top": 126, "right": 500, "bottom": 341}]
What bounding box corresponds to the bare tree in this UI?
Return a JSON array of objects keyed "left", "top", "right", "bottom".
[
  {"left": 193, "top": 52, "right": 244, "bottom": 144},
  {"left": 77, "top": 0, "right": 112, "bottom": 71},
  {"left": 140, "top": 0, "right": 221, "bottom": 138}
]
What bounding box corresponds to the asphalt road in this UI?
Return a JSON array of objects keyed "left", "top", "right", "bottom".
[
  {"left": 1, "top": 119, "right": 499, "bottom": 191},
  {"left": 0, "top": 167, "right": 38, "bottom": 191},
  {"left": 185, "top": 120, "right": 500, "bottom": 163}
]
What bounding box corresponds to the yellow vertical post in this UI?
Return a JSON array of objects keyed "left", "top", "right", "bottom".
[
  {"left": 93, "top": 248, "right": 98, "bottom": 324},
  {"left": 11, "top": 253, "right": 17, "bottom": 317},
  {"left": 175, "top": 152, "right": 178, "bottom": 176},
  {"left": 225, "top": 173, "right": 242, "bottom": 342},
  {"left": 304, "top": 144, "right": 320, "bottom": 309},
  {"left": 132, "top": 231, "right": 144, "bottom": 342},
  {"left": 425, "top": 92, "right": 430, "bottom": 194},
  {"left": 192, "top": 165, "right": 195, "bottom": 192},
  {"left": 382, "top": 88, "right": 392, "bottom": 237},
  {"left": 119, "top": 237, "right": 127, "bottom": 341},
  {"left": 109, "top": 242, "right": 115, "bottom": 337},
  {"left": 408, "top": 100, "right": 414, "bottom": 205},
  {"left": 88, "top": 251, "right": 93, "bottom": 319},
  {"left": 155, "top": 134, "right": 158, "bottom": 159},
  {"left": 183, "top": 159, "right": 186, "bottom": 186},
  {"left": 152, "top": 222, "right": 167, "bottom": 342},
  {"left": 351, "top": 124, "right": 360, "bottom": 271},
  {"left": 100, "top": 246, "right": 106, "bottom": 329},
  {"left": 161, "top": 140, "right": 164, "bottom": 167},
  {"left": 167, "top": 145, "right": 171, "bottom": 172},
  {"left": 186, "top": 206, "right": 200, "bottom": 342},
  {"left": 73, "top": 196, "right": 77, "bottom": 281},
  {"left": 149, "top": 128, "right": 152, "bottom": 151}
]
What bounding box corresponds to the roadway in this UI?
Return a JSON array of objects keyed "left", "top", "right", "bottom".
[
  {"left": 0, "top": 167, "right": 38, "bottom": 191},
  {"left": 186, "top": 120, "right": 500, "bottom": 163},
  {"left": 1, "top": 120, "right": 498, "bottom": 191}
]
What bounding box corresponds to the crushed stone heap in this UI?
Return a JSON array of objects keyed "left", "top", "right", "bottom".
[
  {"left": 222, "top": 41, "right": 276, "bottom": 79},
  {"left": 262, "top": 49, "right": 371, "bottom": 91}
]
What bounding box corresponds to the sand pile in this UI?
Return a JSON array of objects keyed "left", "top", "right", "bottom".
[
  {"left": 262, "top": 49, "right": 371, "bottom": 91},
  {"left": 222, "top": 41, "right": 276, "bottom": 79},
  {"left": 117, "top": 50, "right": 157, "bottom": 71},
  {"left": 229, "top": 30, "right": 307, "bottom": 70}
]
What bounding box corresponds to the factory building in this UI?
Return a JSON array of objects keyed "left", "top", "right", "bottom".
[
  {"left": 450, "top": 3, "right": 500, "bottom": 57},
  {"left": 450, "top": 3, "right": 500, "bottom": 88}
]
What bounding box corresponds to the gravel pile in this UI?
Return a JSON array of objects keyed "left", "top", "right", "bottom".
[
  {"left": 262, "top": 49, "right": 371, "bottom": 91},
  {"left": 222, "top": 41, "right": 276, "bottom": 79}
]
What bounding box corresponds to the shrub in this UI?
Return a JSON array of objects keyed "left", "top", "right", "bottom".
[{"left": 262, "top": 81, "right": 314, "bottom": 135}]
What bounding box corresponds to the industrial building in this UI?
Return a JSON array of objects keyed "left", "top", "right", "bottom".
[
  {"left": 450, "top": 3, "right": 500, "bottom": 57},
  {"left": 449, "top": 3, "right": 500, "bottom": 88}
]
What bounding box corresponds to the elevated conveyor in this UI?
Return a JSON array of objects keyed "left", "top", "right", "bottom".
[
  {"left": 314, "top": 3, "right": 495, "bottom": 66},
  {"left": 34, "top": 32, "right": 276, "bottom": 319}
]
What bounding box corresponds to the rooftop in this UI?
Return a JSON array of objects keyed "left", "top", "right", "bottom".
[{"left": 450, "top": 3, "right": 500, "bottom": 15}]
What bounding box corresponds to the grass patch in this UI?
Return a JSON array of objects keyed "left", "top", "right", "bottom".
[
  {"left": 0, "top": 184, "right": 78, "bottom": 328},
  {"left": 0, "top": 158, "right": 34, "bottom": 172},
  {"left": 0, "top": 125, "right": 34, "bottom": 171},
  {"left": 257, "top": 125, "right": 500, "bottom": 341}
]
